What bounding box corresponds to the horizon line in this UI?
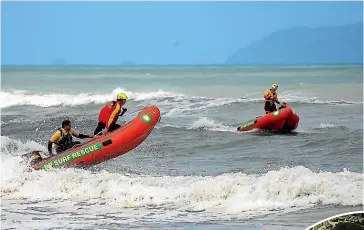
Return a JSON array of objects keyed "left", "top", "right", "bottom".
[{"left": 1, "top": 63, "right": 363, "bottom": 67}]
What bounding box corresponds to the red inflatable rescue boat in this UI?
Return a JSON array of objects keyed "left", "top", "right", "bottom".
[
  {"left": 237, "top": 107, "right": 299, "bottom": 132},
  {"left": 27, "top": 106, "right": 161, "bottom": 170}
]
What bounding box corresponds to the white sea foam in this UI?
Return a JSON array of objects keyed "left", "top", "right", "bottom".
[
  {"left": 187, "top": 116, "right": 236, "bottom": 132},
  {"left": 1, "top": 136, "right": 362, "bottom": 221},
  {"left": 1, "top": 88, "right": 360, "bottom": 109}
]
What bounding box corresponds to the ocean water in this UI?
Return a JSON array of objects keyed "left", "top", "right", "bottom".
[{"left": 1, "top": 65, "right": 363, "bottom": 230}]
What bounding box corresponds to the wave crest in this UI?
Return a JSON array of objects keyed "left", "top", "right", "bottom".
[{"left": 1, "top": 88, "right": 361, "bottom": 109}]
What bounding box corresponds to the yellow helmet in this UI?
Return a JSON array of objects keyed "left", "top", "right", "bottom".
[
  {"left": 281, "top": 100, "right": 287, "bottom": 105},
  {"left": 117, "top": 93, "right": 128, "bottom": 100},
  {"left": 271, "top": 83, "right": 278, "bottom": 90}
]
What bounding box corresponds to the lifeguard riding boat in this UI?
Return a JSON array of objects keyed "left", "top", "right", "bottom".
[
  {"left": 23, "top": 106, "right": 161, "bottom": 170},
  {"left": 237, "top": 107, "right": 299, "bottom": 132}
]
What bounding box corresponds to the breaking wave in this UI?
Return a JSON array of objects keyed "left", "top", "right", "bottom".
[
  {"left": 1, "top": 88, "right": 361, "bottom": 109},
  {"left": 1, "top": 135, "right": 363, "bottom": 221}
]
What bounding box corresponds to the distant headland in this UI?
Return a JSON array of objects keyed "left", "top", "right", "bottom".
[{"left": 226, "top": 22, "right": 363, "bottom": 65}]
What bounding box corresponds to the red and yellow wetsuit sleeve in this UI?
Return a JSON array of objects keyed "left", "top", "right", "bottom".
[
  {"left": 106, "top": 103, "right": 121, "bottom": 129},
  {"left": 264, "top": 90, "right": 278, "bottom": 101},
  {"left": 264, "top": 89, "right": 273, "bottom": 100}
]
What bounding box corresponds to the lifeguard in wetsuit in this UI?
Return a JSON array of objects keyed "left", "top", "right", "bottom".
[
  {"left": 48, "top": 120, "right": 93, "bottom": 156},
  {"left": 94, "top": 92, "right": 128, "bottom": 135},
  {"left": 263, "top": 83, "right": 280, "bottom": 114}
]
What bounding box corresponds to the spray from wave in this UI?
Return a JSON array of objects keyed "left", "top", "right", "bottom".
[
  {"left": 187, "top": 117, "right": 236, "bottom": 132},
  {"left": 312, "top": 123, "right": 350, "bottom": 130},
  {"left": 156, "top": 117, "right": 237, "bottom": 132}
]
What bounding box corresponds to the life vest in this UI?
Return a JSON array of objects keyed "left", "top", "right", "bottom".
[
  {"left": 55, "top": 128, "right": 73, "bottom": 151},
  {"left": 98, "top": 101, "right": 116, "bottom": 123},
  {"left": 264, "top": 89, "right": 278, "bottom": 102},
  {"left": 98, "top": 101, "right": 122, "bottom": 128},
  {"left": 108, "top": 104, "right": 121, "bottom": 126}
]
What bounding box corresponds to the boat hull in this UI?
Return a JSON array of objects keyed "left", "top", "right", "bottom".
[{"left": 237, "top": 107, "right": 299, "bottom": 132}]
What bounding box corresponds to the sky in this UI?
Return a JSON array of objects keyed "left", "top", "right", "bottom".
[{"left": 1, "top": 1, "right": 363, "bottom": 65}]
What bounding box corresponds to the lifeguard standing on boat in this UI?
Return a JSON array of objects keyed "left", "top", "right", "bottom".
[
  {"left": 94, "top": 92, "right": 128, "bottom": 135},
  {"left": 263, "top": 83, "right": 280, "bottom": 114}
]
